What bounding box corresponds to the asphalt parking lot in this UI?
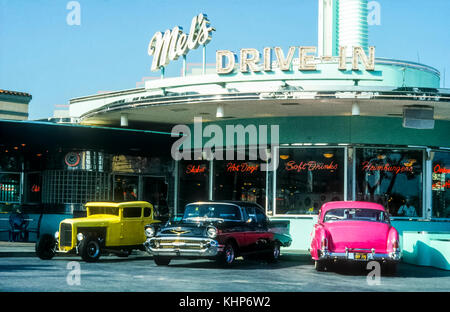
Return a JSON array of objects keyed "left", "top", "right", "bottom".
[{"left": 0, "top": 250, "right": 449, "bottom": 292}]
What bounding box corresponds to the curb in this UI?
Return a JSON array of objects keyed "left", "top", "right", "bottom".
[
  {"left": 1, "top": 251, "right": 312, "bottom": 260},
  {"left": 0, "top": 252, "right": 36, "bottom": 258}
]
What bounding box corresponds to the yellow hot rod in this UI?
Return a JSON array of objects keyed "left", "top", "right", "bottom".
[{"left": 36, "top": 201, "right": 160, "bottom": 262}]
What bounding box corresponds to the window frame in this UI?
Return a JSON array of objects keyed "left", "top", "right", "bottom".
[
  {"left": 429, "top": 149, "right": 450, "bottom": 221},
  {"left": 354, "top": 146, "right": 427, "bottom": 221},
  {"left": 272, "top": 145, "right": 348, "bottom": 217},
  {"left": 183, "top": 202, "right": 244, "bottom": 222},
  {"left": 0, "top": 171, "right": 21, "bottom": 204},
  {"left": 122, "top": 207, "right": 143, "bottom": 219},
  {"left": 143, "top": 207, "right": 152, "bottom": 218},
  {"left": 213, "top": 157, "right": 267, "bottom": 208}
]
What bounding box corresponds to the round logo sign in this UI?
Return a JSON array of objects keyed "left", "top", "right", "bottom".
[{"left": 65, "top": 152, "right": 80, "bottom": 167}]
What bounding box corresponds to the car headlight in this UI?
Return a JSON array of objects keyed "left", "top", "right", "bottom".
[
  {"left": 145, "top": 226, "right": 155, "bottom": 238},
  {"left": 76, "top": 233, "right": 84, "bottom": 241},
  {"left": 54, "top": 231, "right": 59, "bottom": 239},
  {"left": 206, "top": 226, "right": 217, "bottom": 238}
]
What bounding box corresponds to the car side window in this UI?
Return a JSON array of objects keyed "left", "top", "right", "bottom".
[
  {"left": 123, "top": 207, "right": 142, "bottom": 218},
  {"left": 254, "top": 208, "right": 268, "bottom": 226},
  {"left": 245, "top": 206, "right": 267, "bottom": 227},
  {"left": 245, "top": 207, "right": 257, "bottom": 222},
  {"left": 143, "top": 207, "right": 151, "bottom": 218}
]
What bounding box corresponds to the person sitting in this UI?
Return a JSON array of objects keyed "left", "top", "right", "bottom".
[
  {"left": 398, "top": 198, "right": 418, "bottom": 217},
  {"left": 9, "top": 210, "right": 26, "bottom": 242}
]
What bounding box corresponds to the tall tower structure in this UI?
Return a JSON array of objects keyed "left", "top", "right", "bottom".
[
  {"left": 318, "top": 0, "right": 339, "bottom": 57},
  {"left": 318, "top": 0, "right": 369, "bottom": 57},
  {"left": 338, "top": 0, "right": 368, "bottom": 56}
]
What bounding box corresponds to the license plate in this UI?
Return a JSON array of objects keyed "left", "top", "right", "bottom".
[{"left": 355, "top": 253, "right": 367, "bottom": 260}]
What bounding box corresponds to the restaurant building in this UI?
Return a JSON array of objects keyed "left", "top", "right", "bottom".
[
  {"left": 67, "top": 0, "right": 450, "bottom": 249},
  {"left": 1, "top": 1, "right": 449, "bottom": 268},
  {"left": 0, "top": 120, "right": 176, "bottom": 241}
]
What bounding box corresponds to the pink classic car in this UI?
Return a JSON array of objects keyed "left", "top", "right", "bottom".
[{"left": 310, "top": 201, "right": 401, "bottom": 273}]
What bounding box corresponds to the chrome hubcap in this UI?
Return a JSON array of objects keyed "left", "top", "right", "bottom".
[
  {"left": 225, "top": 246, "right": 234, "bottom": 263},
  {"left": 273, "top": 245, "right": 280, "bottom": 259},
  {"left": 87, "top": 241, "right": 100, "bottom": 258}
]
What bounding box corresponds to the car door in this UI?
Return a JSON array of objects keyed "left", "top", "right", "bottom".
[
  {"left": 253, "top": 207, "right": 273, "bottom": 251},
  {"left": 219, "top": 204, "right": 249, "bottom": 250},
  {"left": 121, "top": 207, "right": 144, "bottom": 245},
  {"left": 244, "top": 205, "right": 272, "bottom": 253}
]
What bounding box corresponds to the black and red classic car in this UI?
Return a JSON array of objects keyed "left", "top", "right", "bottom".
[{"left": 144, "top": 201, "right": 292, "bottom": 266}]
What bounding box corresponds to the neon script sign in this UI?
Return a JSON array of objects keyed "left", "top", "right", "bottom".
[
  {"left": 432, "top": 181, "right": 450, "bottom": 190},
  {"left": 285, "top": 161, "right": 338, "bottom": 172},
  {"left": 361, "top": 161, "right": 414, "bottom": 174},
  {"left": 148, "top": 13, "right": 215, "bottom": 72},
  {"left": 226, "top": 162, "right": 259, "bottom": 174},
  {"left": 185, "top": 164, "right": 207, "bottom": 174},
  {"left": 434, "top": 164, "right": 450, "bottom": 174}
]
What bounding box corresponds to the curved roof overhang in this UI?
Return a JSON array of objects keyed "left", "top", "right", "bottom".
[
  {"left": 77, "top": 87, "right": 450, "bottom": 126},
  {"left": 70, "top": 58, "right": 448, "bottom": 126}
]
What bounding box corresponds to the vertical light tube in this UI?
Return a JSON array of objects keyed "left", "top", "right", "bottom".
[
  {"left": 209, "top": 159, "right": 214, "bottom": 200},
  {"left": 318, "top": 0, "right": 339, "bottom": 56}
]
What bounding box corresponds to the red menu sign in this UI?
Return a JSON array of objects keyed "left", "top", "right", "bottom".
[
  {"left": 361, "top": 161, "right": 413, "bottom": 174},
  {"left": 432, "top": 181, "right": 450, "bottom": 189},
  {"left": 434, "top": 164, "right": 450, "bottom": 174},
  {"left": 226, "top": 162, "right": 259, "bottom": 174},
  {"left": 285, "top": 160, "right": 338, "bottom": 172},
  {"left": 185, "top": 164, "right": 207, "bottom": 174}
]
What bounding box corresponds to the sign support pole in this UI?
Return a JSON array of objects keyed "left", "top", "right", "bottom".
[{"left": 202, "top": 45, "right": 206, "bottom": 75}]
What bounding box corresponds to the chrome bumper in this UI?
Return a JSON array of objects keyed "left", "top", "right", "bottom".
[
  {"left": 319, "top": 247, "right": 402, "bottom": 262},
  {"left": 144, "top": 237, "right": 224, "bottom": 257}
]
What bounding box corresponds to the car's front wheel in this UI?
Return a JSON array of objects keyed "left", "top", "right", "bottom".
[
  {"left": 79, "top": 235, "right": 101, "bottom": 262},
  {"left": 266, "top": 241, "right": 281, "bottom": 263},
  {"left": 217, "top": 242, "right": 237, "bottom": 266},
  {"left": 35, "top": 234, "right": 56, "bottom": 260},
  {"left": 154, "top": 256, "right": 171, "bottom": 266}
]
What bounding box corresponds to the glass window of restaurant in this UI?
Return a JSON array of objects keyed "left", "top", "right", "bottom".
[
  {"left": 431, "top": 150, "right": 450, "bottom": 218},
  {"left": 113, "top": 175, "right": 139, "bottom": 201},
  {"left": 214, "top": 155, "right": 266, "bottom": 207},
  {"left": 178, "top": 160, "right": 209, "bottom": 215},
  {"left": 0, "top": 173, "right": 20, "bottom": 203},
  {"left": 25, "top": 172, "right": 42, "bottom": 203},
  {"left": 274, "top": 147, "right": 345, "bottom": 215},
  {"left": 0, "top": 153, "right": 21, "bottom": 203},
  {"left": 355, "top": 148, "right": 424, "bottom": 218}
]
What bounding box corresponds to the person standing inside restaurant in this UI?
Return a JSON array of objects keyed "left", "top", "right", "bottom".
[{"left": 398, "top": 198, "right": 418, "bottom": 217}]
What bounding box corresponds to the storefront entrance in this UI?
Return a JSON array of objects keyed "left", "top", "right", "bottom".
[
  {"left": 113, "top": 175, "right": 168, "bottom": 218},
  {"left": 142, "top": 176, "right": 168, "bottom": 219}
]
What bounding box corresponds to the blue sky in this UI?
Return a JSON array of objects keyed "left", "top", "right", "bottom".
[{"left": 1, "top": 0, "right": 449, "bottom": 120}]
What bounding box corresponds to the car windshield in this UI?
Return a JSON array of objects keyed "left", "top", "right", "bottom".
[
  {"left": 323, "top": 208, "right": 389, "bottom": 223},
  {"left": 88, "top": 207, "right": 119, "bottom": 216},
  {"left": 183, "top": 204, "right": 242, "bottom": 222}
]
